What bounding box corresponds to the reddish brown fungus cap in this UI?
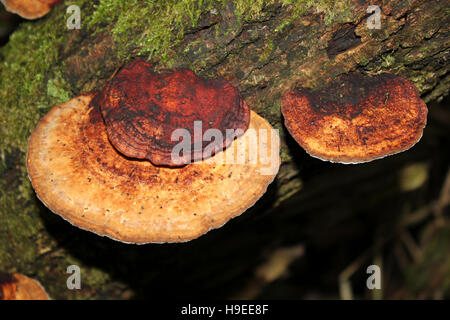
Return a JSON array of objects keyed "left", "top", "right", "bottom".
[
  {"left": 0, "top": 272, "right": 49, "bottom": 300},
  {"left": 281, "top": 73, "right": 428, "bottom": 163},
  {"left": 91, "top": 60, "right": 250, "bottom": 166},
  {"left": 1, "top": 0, "right": 60, "bottom": 19},
  {"left": 27, "top": 94, "right": 279, "bottom": 243}
]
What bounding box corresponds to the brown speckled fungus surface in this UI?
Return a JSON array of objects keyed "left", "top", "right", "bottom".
[
  {"left": 1, "top": 0, "right": 60, "bottom": 19},
  {"left": 91, "top": 60, "right": 250, "bottom": 166},
  {"left": 27, "top": 94, "right": 279, "bottom": 243},
  {"left": 0, "top": 272, "right": 49, "bottom": 300},
  {"left": 281, "top": 73, "right": 428, "bottom": 164}
]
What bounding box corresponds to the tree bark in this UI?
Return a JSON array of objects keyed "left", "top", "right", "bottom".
[{"left": 0, "top": 0, "right": 449, "bottom": 299}]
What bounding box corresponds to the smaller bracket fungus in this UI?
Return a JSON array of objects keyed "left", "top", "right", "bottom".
[
  {"left": 27, "top": 94, "right": 279, "bottom": 243},
  {"left": 91, "top": 60, "right": 250, "bottom": 166},
  {"left": 1, "top": 0, "right": 60, "bottom": 19},
  {"left": 281, "top": 73, "right": 428, "bottom": 164},
  {"left": 0, "top": 272, "right": 49, "bottom": 300}
]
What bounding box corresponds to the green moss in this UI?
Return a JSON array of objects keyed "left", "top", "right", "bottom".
[
  {"left": 89, "top": 0, "right": 214, "bottom": 60},
  {"left": 381, "top": 55, "right": 396, "bottom": 68},
  {"left": 276, "top": 0, "right": 353, "bottom": 32},
  {"left": 259, "top": 39, "right": 274, "bottom": 62},
  {"left": 357, "top": 55, "right": 370, "bottom": 67},
  {"left": 47, "top": 74, "right": 72, "bottom": 105},
  {"left": 0, "top": 14, "right": 68, "bottom": 155},
  {"left": 64, "top": 255, "right": 111, "bottom": 289},
  {"left": 0, "top": 182, "right": 44, "bottom": 269},
  {"left": 234, "top": 0, "right": 275, "bottom": 21},
  {"left": 81, "top": 0, "right": 354, "bottom": 66},
  {"left": 85, "top": 0, "right": 289, "bottom": 62},
  {"left": 0, "top": 8, "right": 91, "bottom": 278}
]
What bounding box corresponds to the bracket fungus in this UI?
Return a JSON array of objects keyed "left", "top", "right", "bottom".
[
  {"left": 27, "top": 94, "right": 279, "bottom": 243},
  {"left": 281, "top": 73, "right": 428, "bottom": 164},
  {"left": 1, "top": 0, "right": 60, "bottom": 19},
  {"left": 0, "top": 272, "right": 49, "bottom": 300},
  {"left": 91, "top": 60, "right": 250, "bottom": 166}
]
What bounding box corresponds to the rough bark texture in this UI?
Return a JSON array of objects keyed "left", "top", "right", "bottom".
[{"left": 0, "top": 0, "right": 449, "bottom": 299}]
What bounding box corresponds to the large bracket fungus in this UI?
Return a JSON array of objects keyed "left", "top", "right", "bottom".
[
  {"left": 91, "top": 60, "right": 250, "bottom": 166},
  {"left": 281, "top": 73, "right": 428, "bottom": 164},
  {"left": 1, "top": 0, "right": 60, "bottom": 19},
  {"left": 27, "top": 94, "right": 279, "bottom": 243},
  {"left": 0, "top": 272, "right": 49, "bottom": 300}
]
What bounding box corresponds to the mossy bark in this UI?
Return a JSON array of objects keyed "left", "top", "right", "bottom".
[{"left": 0, "top": 0, "right": 449, "bottom": 299}]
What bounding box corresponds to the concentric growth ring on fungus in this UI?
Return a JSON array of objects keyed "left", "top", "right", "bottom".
[{"left": 91, "top": 60, "right": 250, "bottom": 166}]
